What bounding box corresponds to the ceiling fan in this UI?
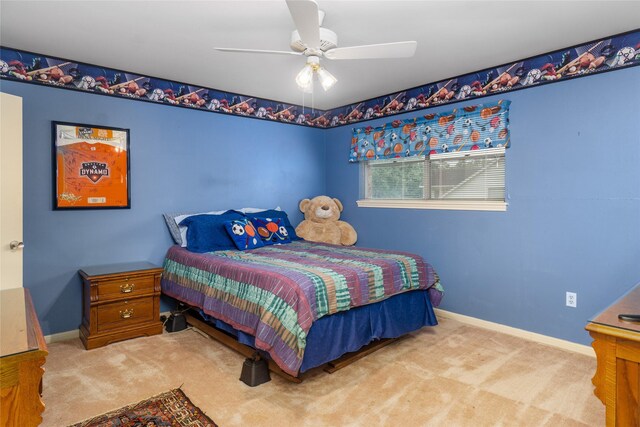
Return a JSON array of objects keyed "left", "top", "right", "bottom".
[{"left": 215, "top": 0, "right": 417, "bottom": 92}]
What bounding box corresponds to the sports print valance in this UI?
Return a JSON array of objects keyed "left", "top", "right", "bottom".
[{"left": 349, "top": 100, "right": 510, "bottom": 162}]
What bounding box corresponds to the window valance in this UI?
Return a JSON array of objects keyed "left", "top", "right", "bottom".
[{"left": 349, "top": 100, "right": 510, "bottom": 162}]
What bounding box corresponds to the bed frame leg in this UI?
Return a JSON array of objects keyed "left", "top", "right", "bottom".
[
  {"left": 240, "top": 353, "right": 271, "bottom": 387},
  {"left": 184, "top": 312, "right": 303, "bottom": 384}
]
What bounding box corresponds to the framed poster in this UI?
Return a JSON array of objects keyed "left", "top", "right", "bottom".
[{"left": 52, "top": 122, "right": 130, "bottom": 209}]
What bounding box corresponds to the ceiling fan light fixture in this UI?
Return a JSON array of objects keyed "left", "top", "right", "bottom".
[
  {"left": 295, "top": 63, "right": 314, "bottom": 89},
  {"left": 317, "top": 66, "right": 337, "bottom": 91}
]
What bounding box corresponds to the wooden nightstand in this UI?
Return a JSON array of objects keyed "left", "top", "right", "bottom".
[{"left": 79, "top": 262, "right": 163, "bottom": 350}]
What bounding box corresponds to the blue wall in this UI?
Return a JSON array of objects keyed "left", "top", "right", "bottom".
[
  {"left": 1, "top": 81, "right": 326, "bottom": 335},
  {"left": 2, "top": 66, "right": 639, "bottom": 345},
  {"left": 324, "top": 67, "right": 640, "bottom": 345}
]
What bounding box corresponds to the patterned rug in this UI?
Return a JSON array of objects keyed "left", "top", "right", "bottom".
[{"left": 68, "top": 388, "right": 217, "bottom": 427}]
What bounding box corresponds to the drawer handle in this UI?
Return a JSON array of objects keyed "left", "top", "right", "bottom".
[
  {"left": 120, "top": 309, "right": 134, "bottom": 319},
  {"left": 120, "top": 283, "right": 135, "bottom": 293}
]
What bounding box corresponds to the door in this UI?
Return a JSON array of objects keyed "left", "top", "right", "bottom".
[{"left": 0, "top": 92, "right": 23, "bottom": 290}]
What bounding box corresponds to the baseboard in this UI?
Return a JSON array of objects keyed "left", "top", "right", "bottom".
[
  {"left": 434, "top": 308, "right": 595, "bottom": 358},
  {"left": 45, "top": 329, "right": 79, "bottom": 344},
  {"left": 46, "top": 310, "right": 594, "bottom": 356},
  {"left": 45, "top": 312, "right": 173, "bottom": 344}
]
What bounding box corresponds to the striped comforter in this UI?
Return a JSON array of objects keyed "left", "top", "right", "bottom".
[{"left": 161, "top": 241, "right": 442, "bottom": 376}]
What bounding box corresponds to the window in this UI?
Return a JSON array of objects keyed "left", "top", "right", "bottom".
[{"left": 359, "top": 147, "right": 506, "bottom": 211}]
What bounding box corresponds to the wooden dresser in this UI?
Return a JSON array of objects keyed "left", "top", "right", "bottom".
[
  {"left": 0, "top": 288, "right": 48, "bottom": 427},
  {"left": 586, "top": 283, "right": 640, "bottom": 426},
  {"left": 79, "top": 262, "right": 163, "bottom": 350}
]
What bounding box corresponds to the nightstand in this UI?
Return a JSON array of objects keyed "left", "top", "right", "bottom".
[{"left": 79, "top": 262, "right": 163, "bottom": 350}]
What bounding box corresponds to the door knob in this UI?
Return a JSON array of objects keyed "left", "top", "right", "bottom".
[{"left": 9, "top": 241, "right": 24, "bottom": 251}]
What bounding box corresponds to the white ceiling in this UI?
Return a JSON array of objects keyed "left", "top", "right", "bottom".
[{"left": 1, "top": 1, "right": 639, "bottom": 110}]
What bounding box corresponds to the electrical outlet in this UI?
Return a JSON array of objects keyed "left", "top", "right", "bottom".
[{"left": 566, "top": 292, "right": 577, "bottom": 308}]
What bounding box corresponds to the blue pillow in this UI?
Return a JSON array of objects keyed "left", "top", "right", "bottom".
[
  {"left": 252, "top": 209, "right": 300, "bottom": 240},
  {"left": 179, "top": 210, "right": 245, "bottom": 252},
  {"left": 224, "top": 218, "right": 264, "bottom": 250},
  {"left": 251, "top": 217, "right": 291, "bottom": 245}
]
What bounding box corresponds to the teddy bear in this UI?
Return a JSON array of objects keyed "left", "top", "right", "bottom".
[{"left": 295, "top": 196, "right": 357, "bottom": 246}]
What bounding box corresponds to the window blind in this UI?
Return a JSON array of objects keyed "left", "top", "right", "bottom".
[
  {"left": 365, "top": 157, "right": 425, "bottom": 199},
  {"left": 429, "top": 148, "right": 505, "bottom": 200},
  {"left": 363, "top": 147, "right": 505, "bottom": 201}
]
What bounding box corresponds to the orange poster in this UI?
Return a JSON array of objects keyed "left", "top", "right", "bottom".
[{"left": 54, "top": 123, "right": 129, "bottom": 209}]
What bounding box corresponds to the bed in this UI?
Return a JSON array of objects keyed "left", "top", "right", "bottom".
[{"left": 161, "top": 239, "right": 443, "bottom": 378}]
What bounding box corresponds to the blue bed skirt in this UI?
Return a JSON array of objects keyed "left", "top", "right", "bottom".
[{"left": 200, "top": 289, "right": 437, "bottom": 373}]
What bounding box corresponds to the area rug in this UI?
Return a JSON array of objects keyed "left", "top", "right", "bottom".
[{"left": 68, "top": 388, "right": 217, "bottom": 427}]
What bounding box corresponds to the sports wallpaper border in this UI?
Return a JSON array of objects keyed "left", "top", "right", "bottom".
[
  {"left": 324, "top": 28, "right": 640, "bottom": 127},
  {"left": 1, "top": 29, "right": 638, "bottom": 128},
  {"left": 0, "top": 46, "right": 325, "bottom": 127}
]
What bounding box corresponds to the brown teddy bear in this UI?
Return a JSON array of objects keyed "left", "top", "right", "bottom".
[{"left": 295, "top": 196, "right": 357, "bottom": 246}]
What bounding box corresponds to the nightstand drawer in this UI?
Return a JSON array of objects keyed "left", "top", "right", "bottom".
[
  {"left": 97, "top": 275, "right": 155, "bottom": 301},
  {"left": 97, "top": 298, "right": 154, "bottom": 332}
]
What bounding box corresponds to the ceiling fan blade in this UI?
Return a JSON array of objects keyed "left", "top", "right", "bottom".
[
  {"left": 286, "top": 0, "right": 321, "bottom": 48},
  {"left": 215, "top": 47, "right": 303, "bottom": 56},
  {"left": 324, "top": 41, "right": 417, "bottom": 60}
]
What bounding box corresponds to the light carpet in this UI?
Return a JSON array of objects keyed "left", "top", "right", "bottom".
[{"left": 41, "top": 317, "right": 603, "bottom": 426}]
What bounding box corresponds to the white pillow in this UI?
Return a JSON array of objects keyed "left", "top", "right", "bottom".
[{"left": 239, "top": 206, "right": 281, "bottom": 214}]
